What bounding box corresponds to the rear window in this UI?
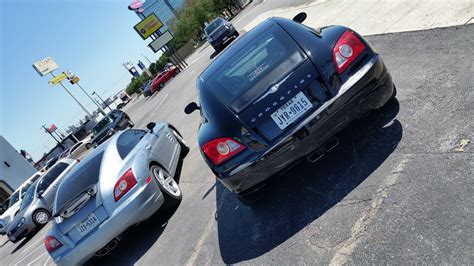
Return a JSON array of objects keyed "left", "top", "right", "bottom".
[
  {"left": 55, "top": 152, "right": 103, "bottom": 211},
  {"left": 206, "top": 25, "right": 305, "bottom": 112},
  {"left": 205, "top": 18, "right": 224, "bottom": 35},
  {"left": 117, "top": 130, "right": 147, "bottom": 159},
  {"left": 37, "top": 162, "right": 68, "bottom": 194},
  {"left": 93, "top": 117, "right": 113, "bottom": 135}
]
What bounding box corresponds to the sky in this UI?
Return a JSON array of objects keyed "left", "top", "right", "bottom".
[{"left": 0, "top": 0, "right": 165, "bottom": 160}]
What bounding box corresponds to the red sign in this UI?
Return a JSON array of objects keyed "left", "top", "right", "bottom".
[{"left": 47, "top": 124, "right": 57, "bottom": 133}]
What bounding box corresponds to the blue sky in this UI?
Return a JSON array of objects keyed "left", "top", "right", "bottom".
[{"left": 0, "top": 0, "right": 164, "bottom": 160}]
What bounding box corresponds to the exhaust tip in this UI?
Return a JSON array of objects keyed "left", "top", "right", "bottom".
[
  {"left": 324, "top": 137, "right": 339, "bottom": 152},
  {"left": 307, "top": 149, "right": 324, "bottom": 163}
]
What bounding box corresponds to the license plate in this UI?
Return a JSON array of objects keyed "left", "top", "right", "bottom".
[
  {"left": 76, "top": 213, "right": 99, "bottom": 236},
  {"left": 271, "top": 92, "right": 312, "bottom": 130}
]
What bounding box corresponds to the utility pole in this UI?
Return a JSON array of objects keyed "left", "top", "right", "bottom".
[
  {"left": 92, "top": 91, "right": 112, "bottom": 111},
  {"left": 141, "top": 54, "right": 153, "bottom": 64},
  {"left": 50, "top": 72, "right": 92, "bottom": 116},
  {"left": 75, "top": 82, "right": 106, "bottom": 116}
]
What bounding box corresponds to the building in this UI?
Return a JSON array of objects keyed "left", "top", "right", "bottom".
[
  {"left": 0, "top": 136, "right": 37, "bottom": 202},
  {"left": 138, "top": 0, "right": 186, "bottom": 32}
]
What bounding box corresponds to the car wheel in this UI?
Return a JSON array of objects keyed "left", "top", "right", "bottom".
[
  {"left": 170, "top": 127, "right": 189, "bottom": 157},
  {"left": 85, "top": 143, "right": 92, "bottom": 150},
  {"left": 390, "top": 84, "right": 397, "bottom": 100},
  {"left": 33, "top": 209, "right": 50, "bottom": 225},
  {"left": 159, "top": 83, "right": 164, "bottom": 89},
  {"left": 151, "top": 165, "right": 182, "bottom": 206},
  {"left": 128, "top": 121, "right": 134, "bottom": 128}
]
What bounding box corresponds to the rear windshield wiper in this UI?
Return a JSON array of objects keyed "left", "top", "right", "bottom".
[{"left": 53, "top": 185, "right": 97, "bottom": 219}]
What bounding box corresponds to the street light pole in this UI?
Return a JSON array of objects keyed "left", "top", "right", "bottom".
[
  {"left": 75, "top": 82, "right": 106, "bottom": 116},
  {"left": 141, "top": 54, "right": 153, "bottom": 64},
  {"left": 92, "top": 91, "right": 112, "bottom": 111},
  {"left": 50, "top": 72, "right": 92, "bottom": 116}
]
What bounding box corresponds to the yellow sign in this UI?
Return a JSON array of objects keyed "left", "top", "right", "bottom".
[
  {"left": 134, "top": 13, "right": 163, "bottom": 40},
  {"left": 70, "top": 76, "right": 80, "bottom": 85},
  {"left": 48, "top": 73, "right": 67, "bottom": 85}
]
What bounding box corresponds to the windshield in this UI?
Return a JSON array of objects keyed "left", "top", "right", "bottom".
[
  {"left": 205, "top": 18, "right": 224, "bottom": 35},
  {"left": 8, "top": 192, "right": 20, "bottom": 208},
  {"left": 20, "top": 183, "right": 37, "bottom": 211},
  {"left": 206, "top": 25, "right": 305, "bottom": 112},
  {"left": 55, "top": 152, "right": 103, "bottom": 213},
  {"left": 36, "top": 162, "right": 69, "bottom": 195},
  {"left": 93, "top": 117, "right": 113, "bottom": 135}
]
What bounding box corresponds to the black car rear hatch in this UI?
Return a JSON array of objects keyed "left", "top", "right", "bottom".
[{"left": 206, "top": 24, "right": 331, "bottom": 143}]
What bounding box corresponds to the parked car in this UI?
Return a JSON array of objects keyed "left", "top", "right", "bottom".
[
  {"left": 204, "top": 17, "right": 239, "bottom": 52},
  {"left": 86, "top": 110, "right": 134, "bottom": 149},
  {"left": 142, "top": 80, "right": 154, "bottom": 97},
  {"left": 6, "top": 158, "right": 78, "bottom": 243},
  {"left": 45, "top": 122, "right": 189, "bottom": 265},
  {"left": 0, "top": 172, "right": 43, "bottom": 235},
  {"left": 184, "top": 13, "right": 396, "bottom": 203},
  {"left": 149, "top": 67, "right": 180, "bottom": 93},
  {"left": 59, "top": 141, "right": 88, "bottom": 159}
]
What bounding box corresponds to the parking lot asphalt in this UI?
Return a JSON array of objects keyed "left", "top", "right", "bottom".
[{"left": 1, "top": 16, "right": 472, "bottom": 266}]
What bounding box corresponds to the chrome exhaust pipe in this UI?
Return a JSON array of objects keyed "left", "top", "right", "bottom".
[
  {"left": 324, "top": 137, "right": 339, "bottom": 152},
  {"left": 307, "top": 149, "right": 324, "bottom": 163}
]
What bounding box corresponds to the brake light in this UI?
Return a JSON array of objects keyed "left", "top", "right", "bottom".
[
  {"left": 44, "top": 236, "right": 63, "bottom": 253},
  {"left": 202, "top": 138, "right": 246, "bottom": 166},
  {"left": 114, "top": 169, "right": 137, "bottom": 202},
  {"left": 333, "top": 30, "right": 366, "bottom": 74}
]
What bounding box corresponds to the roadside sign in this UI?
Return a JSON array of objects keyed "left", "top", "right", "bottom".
[
  {"left": 48, "top": 73, "right": 67, "bottom": 85},
  {"left": 63, "top": 70, "right": 75, "bottom": 79},
  {"left": 134, "top": 13, "right": 163, "bottom": 40},
  {"left": 138, "top": 60, "right": 146, "bottom": 70},
  {"left": 70, "top": 76, "right": 80, "bottom": 84},
  {"left": 33, "top": 57, "right": 58, "bottom": 76},
  {"left": 47, "top": 124, "right": 57, "bottom": 133},
  {"left": 149, "top": 31, "right": 173, "bottom": 53}
]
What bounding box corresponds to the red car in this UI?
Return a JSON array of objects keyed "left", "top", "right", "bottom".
[{"left": 150, "top": 66, "right": 179, "bottom": 93}]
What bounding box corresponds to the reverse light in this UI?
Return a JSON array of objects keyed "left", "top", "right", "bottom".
[
  {"left": 114, "top": 169, "right": 137, "bottom": 202},
  {"left": 44, "top": 236, "right": 63, "bottom": 253},
  {"left": 333, "top": 30, "right": 366, "bottom": 74},
  {"left": 202, "top": 138, "right": 246, "bottom": 166}
]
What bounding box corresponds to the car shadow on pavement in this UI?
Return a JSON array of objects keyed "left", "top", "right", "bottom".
[
  {"left": 216, "top": 99, "right": 402, "bottom": 264},
  {"left": 10, "top": 229, "right": 41, "bottom": 254},
  {"left": 85, "top": 158, "right": 186, "bottom": 265}
]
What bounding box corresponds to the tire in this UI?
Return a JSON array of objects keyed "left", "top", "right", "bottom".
[
  {"left": 159, "top": 83, "right": 164, "bottom": 90},
  {"left": 169, "top": 126, "right": 189, "bottom": 158},
  {"left": 390, "top": 85, "right": 397, "bottom": 100},
  {"left": 150, "top": 165, "right": 182, "bottom": 207},
  {"left": 128, "top": 120, "right": 134, "bottom": 128},
  {"left": 33, "top": 209, "right": 50, "bottom": 225}
]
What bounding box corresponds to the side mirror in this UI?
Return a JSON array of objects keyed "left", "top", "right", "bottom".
[
  {"left": 184, "top": 102, "right": 200, "bottom": 114},
  {"left": 147, "top": 122, "right": 156, "bottom": 132},
  {"left": 292, "top": 12, "right": 307, "bottom": 23}
]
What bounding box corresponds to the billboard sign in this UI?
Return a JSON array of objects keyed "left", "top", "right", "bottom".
[
  {"left": 63, "top": 70, "right": 80, "bottom": 84},
  {"left": 48, "top": 73, "right": 68, "bottom": 85},
  {"left": 33, "top": 57, "right": 58, "bottom": 76},
  {"left": 149, "top": 31, "right": 173, "bottom": 53},
  {"left": 134, "top": 13, "right": 163, "bottom": 40}
]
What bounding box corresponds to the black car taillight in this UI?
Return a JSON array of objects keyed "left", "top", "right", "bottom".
[
  {"left": 333, "top": 30, "right": 366, "bottom": 74},
  {"left": 202, "top": 138, "right": 246, "bottom": 166}
]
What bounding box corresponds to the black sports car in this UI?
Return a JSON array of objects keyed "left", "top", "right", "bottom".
[
  {"left": 87, "top": 109, "right": 134, "bottom": 149},
  {"left": 185, "top": 13, "right": 396, "bottom": 203}
]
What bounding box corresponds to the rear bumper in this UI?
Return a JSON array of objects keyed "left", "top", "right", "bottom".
[
  {"left": 218, "top": 55, "right": 394, "bottom": 195},
  {"left": 210, "top": 28, "right": 238, "bottom": 48},
  {"left": 52, "top": 178, "right": 165, "bottom": 265}
]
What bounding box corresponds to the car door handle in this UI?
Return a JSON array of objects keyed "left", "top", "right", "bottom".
[{"left": 146, "top": 144, "right": 152, "bottom": 150}]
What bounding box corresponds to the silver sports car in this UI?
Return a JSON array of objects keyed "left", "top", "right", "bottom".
[{"left": 45, "top": 122, "right": 188, "bottom": 265}]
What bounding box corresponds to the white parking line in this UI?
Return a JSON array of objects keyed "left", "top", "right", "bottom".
[
  {"left": 27, "top": 252, "right": 46, "bottom": 266},
  {"left": 151, "top": 93, "right": 169, "bottom": 118},
  {"left": 43, "top": 255, "right": 52, "bottom": 266},
  {"left": 15, "top": 244, "right": 45, "bottom": 266}
]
